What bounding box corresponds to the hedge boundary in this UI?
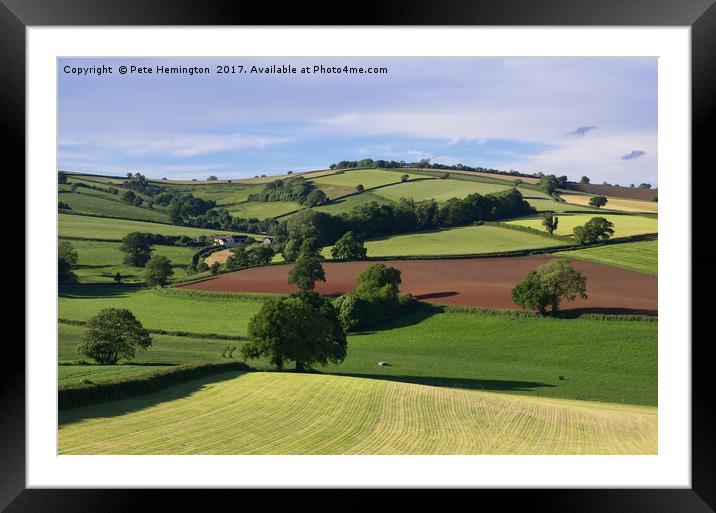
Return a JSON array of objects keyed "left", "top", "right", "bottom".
[{"left": 58, "top": 361, "right": 253, "bottom": 410}]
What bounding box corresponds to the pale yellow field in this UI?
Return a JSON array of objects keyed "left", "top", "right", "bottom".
[
  {"left": 560, "top": 194, "right": 658, "bottom": 213},
  {"left": 202, "top": 249, "right": 234, "bottom": 266},
  {"left": 59, "top": 372, "right": 657, "bottom": 455}
]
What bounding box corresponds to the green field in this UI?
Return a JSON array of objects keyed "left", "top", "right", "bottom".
[
  {"left": 329, "top": 224, "right": 563, "bottom": 258},
  {"left": 58, "top": 371, "right": 657, "bottom": 454},
  {"left": 170, "top": 183, "right": 262, "bottom": 207},
  {"left": 307, "top": 191, "right": 394, "bottom": 216},
  {"left": 66, "top": 240, "right": 198, "bottom": 283},
  {"left": 226, "top": 200, "right": 302, "bottom": 219},
  {"left": 556, "top": 239, "right": 658, "bottom": 275},
  {"left": 504, "top": 213, "right": 658, "bottom": 238},
  {"left": 58, "top": 323, "right": 228, "bottom": 366},
  {"left": 59, "top": 190, "right": 170, "bottom": 223},
  {"left": 312, "top": 168, "right": 423, "bottom": 189},
  {"left": 59, "top": 213, "right": 249, "bottom": 240},
  {"left": 525, "top": 198, "right": 600, "bottom": 213},
  {"left": 59, "top": 364, "right": 176, "bottom": 385},
  {"left": 373, "top": 178, "right": 548, "bottom": 203},
  {"left": 59, "top": 287, "right": 264, "bottom": 335},
  {"left": 317, "top": 309, "right": 657, "bottom": 405}
]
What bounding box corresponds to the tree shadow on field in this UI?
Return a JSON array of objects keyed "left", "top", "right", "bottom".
[
  {"left": 324, "top": 372, "right": 555, "bottom": 393},
  {"left": 59, "top": 284, "right": 141, "bottom": 299},
  {"left": 58, "top": 371, "right": 250, "bottom": 427},
  {"left": 350, "top": 305, "right": 444, "bottom": 335}
]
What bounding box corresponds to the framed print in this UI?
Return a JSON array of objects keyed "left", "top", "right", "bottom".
[{"left": 2, "top": 0, "right": 712, "bottom": 510}]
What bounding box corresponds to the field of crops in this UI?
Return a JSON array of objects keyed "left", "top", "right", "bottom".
[
  {"left": 373, "top": 178, "right": 547, "bottom": 203},
  {"left": 311, "top": 168, "right": 423, "bottom": 189},
  {"left": 65, "top": 240, "right": 197, "bottom": 283},
  {"left": 59, "top": 287, "right": 266, "bottom": 335},
  {"left": 58, "top": 213, "right": 249, "bottom": 240},
  {"left": 58, "top": 371, "right": 657, "bottom": 455},
  {"left": 560, "top": 193, "right": 658, "bottom": 213},
  {"left": 504, "top": 213, "right": 658, "bottom": 238},
  {"left": 556, "top": 239, "right": 657, "bottom": 276},
  {"left": 338, "top": 224, "right": 563, "bottom": 258}
]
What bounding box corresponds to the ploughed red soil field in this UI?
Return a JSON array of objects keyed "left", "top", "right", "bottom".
[{"left": 179, "top": 256, "right": 658, "bottom": 315}]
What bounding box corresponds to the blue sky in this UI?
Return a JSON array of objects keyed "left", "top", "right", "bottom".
[{"left": 58, "top": 57, "right": 657, "bottom": 185}]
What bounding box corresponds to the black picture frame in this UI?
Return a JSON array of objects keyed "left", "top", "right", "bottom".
[{"left": 2, "top": 0, "right": 711, "bottom": 510}]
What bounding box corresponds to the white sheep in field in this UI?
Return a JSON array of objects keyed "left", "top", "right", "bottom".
[{"left": 378, "top": 361, "right": 387, "bottom": 367}]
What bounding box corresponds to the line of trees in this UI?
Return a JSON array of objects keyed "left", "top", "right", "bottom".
[
  {"left": 328, "top": 158, "right": 539, "bottom": 180},
  {"left": 249, "top": 176, "right": 328, "bottom": 207}
]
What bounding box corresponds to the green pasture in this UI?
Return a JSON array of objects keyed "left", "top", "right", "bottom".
[
  {"left": 58, "top": 213, "right": 249, "bottom": 240},
  {"left": 329, "top": 224, "right": 563, "bottom": 258},
  {"left": 59, "top": 190, "right": 169, "bottom": 223},
  {"left": 504, "top": 213, "right": 658, "bottom": 238},
  {"left": 226, "top": 200, "right": 303, "bottom": 219},
  {"left": 556, "top": 239, "right": 658, "bottom": 275},
  {"left": 58, "top": 286, "right": 264, "bottom": 336},
  {"left": 307, "top": 191, "right": 395, "bottom": 217},
  {"left": 525, "top": 198, "right": 600, "bottom": 213},
  {"left": 311, "top": 168, "right": 423, "bottom": 189},
  {"left": 66, "top": 240, "right": 197, "bottom": 283},
  {"left": 373, "top": 178, "right": 547, "bottom": 203}
]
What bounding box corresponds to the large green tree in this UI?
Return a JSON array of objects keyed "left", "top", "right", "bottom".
[
  {"left": 58, "top": 240, "right": 78, "bottom": 282},
  {"left": 288, "top": 255, "right": 326, "bottom": 291},
  {"left": 144, "top": 255, "right": 174, "bottom": 286},
  {"left": 541, "top": 213, "right": 559, "bottom": 235},
  {"left": 241, "top": 293, "right": 346, "bottom": 371},
  {"left": 331, "top": 231, "right": 367, "bottom": 260},
  {"left": 573, "top": 217, "right": 615, "bottom": 245},
  {"left": 77, "top": 308, "right": 152, "bottom": 365},
  {"left": 511, "top": 259, "right": 587, "bottom": 315},
  {"left": 588, "top": 195, "right": 608, "bottom": 208},
  {"left": 120, "top": 232, "right": 153, "bottom": 266}
]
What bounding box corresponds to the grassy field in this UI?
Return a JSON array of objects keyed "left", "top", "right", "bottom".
[
  {"left": 59, "top": 213, "right": 249, "bottom": 240},
  {"left": 170, "top": 183, "right": 261, "bottom": 207},
  {"left": 308, "top": 191, "right": 394, "bottom": 216},
  {"left": 312, "top": 168, "right": 423, "bottom": 189},
  {"left": 317, "top": 309, "right": 657, "bottom": 406},
  {"left": 226, "top": 200, "right": 302, "bottom": 219},
  {"left": 560, "top": 193, "right": 658, "bottom": 213},
  {"left": 59, "top": 323, "right": 229, "bottom": 368},
  {"left": 59, "top": 287, "right": 265, "bottom": 335},
  {"left": 556, "top": 239, "right": 658, "bottom": 275},
  {"left": 373, "top": 178, "right": 547, "bottom": 203},
  {"left": 66, "top": 240, "right": 197, "bottom": 283},
  {"left": 58, "top": 371, "right": 657, "bottom": 454},
  {"left": 504, "top": 213, "right": 658, "bottom": 238},
  {"left": 59, "top": 190, "right": 170, "bottom": 223},
  {"left": 525, "top": 198, "right": 600, "bottom": 213},
  {"left": 328, "top": 224, "right": 564, "bottom": 258}
]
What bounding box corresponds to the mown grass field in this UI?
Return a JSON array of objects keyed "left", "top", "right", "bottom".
[
  {"left": 312, "top": 168, "right": 423, "bottom": 189},
  {"left": 327, "top": 224, "right": 564, "bottom": 258},
  {"left": 373, "top": 178, "right": 547, "bottom": 203},
  {"left": 505, "top": 213, "right": 658, "bottom": 238},
  {"left": 66, "top": 240, "right": 197, "bottom": 283},
  {"left": 59, "top": 287, "right": 265, "bottom": 335},
  {"left": 308, "top": 191, "right": 394, "bottom": 216},
  {"left": 560, "top": 193, "right": 658, "bottom": 213},
  {"left": 58, "top": 371, "right": 657, "bottom": 455},
  {"left": 556, "top": 239, "right": 658, "bottom": 275},
  {"left": 59, "top": 213, "right": 249, "bottom": 240},
  {"left": 59, "top": 190, "right": 170, "bottom": 223}
]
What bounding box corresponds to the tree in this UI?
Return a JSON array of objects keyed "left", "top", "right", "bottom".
[
  {"left": 440, "top": 173, "right": 449, "bottom": 179},
  {"left": 401, "top": 174, "right": 410, "bottom": 182},
  {"left": 288, "top": 255, "right": 325, "bottom": 291},
  {"left": 538, "top": 175, "right": 559, "bottom": 194},
  {"left": 573, "top": 217, "right": 615, "bottom": 245},
  {"left": 144, "top": 255, "right": 174, "bottom": 286},
  {"left": 355, "top": 263, "right": 401, "bottom": 296},
  {"left": 305, "top": 189, "right": 327, "bottom": 207},
  {"left": 588, "top": 195, "right": 608, "bottom": 208},
  {"left": 511, "top": 259, "right": 587, "bottom": 315},
  {"left": 356, "top": 184, "right": 365, "bottom": 193},
  {"left": 113, "top": 272, "right": 122, "bottom": 284},
  {"left": 638, "top": 183, "right": 652, "bottom": 189},
  {"left": 207, "top": 175, "right": 218, "bottom": 181},
  {"left": 58, "top": 240, "right": 78, "bottom": 282},
  {"left": 77, "top": 308, "right": 152, "bottom": 365},
  {"left": 541, "top": 213, "right": 559, "bottom": 235},
  {"left": 241, "top": 293, "right": 346, "bottom": 371},
  {"left": 58, "top": 171, "right": 68, "bottom": 184},
  {"left": 331, "top": 231, "right": 367, "bottom": 260},
  {"left": 120, "top": 232, "right": 153, "bottom": 267},
  {"left": 121, "top": 190, "right": 137, "bottom": 204},
  {"left": 579, "top": 176, "right": 590, "bottom": 184},
  {"left": 210, "top": 261, "right": 221, "bottom": 275}
]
